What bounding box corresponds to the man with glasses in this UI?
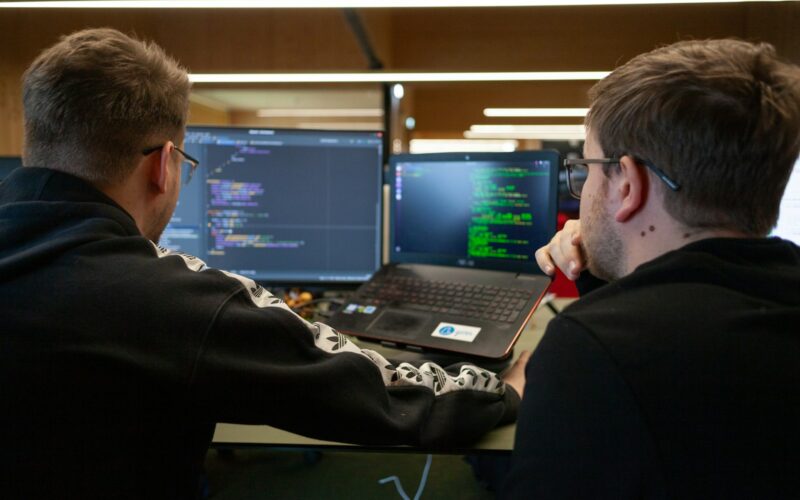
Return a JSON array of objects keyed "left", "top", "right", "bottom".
[
  {"left": 142, "top": 144, "right": 200, "bottom": 187},
  {"left": 0, "top": 28, "right": 528, "bottom": 499},
  {"left": 503, "top": 39, "right": 800, "bottom": 498}
]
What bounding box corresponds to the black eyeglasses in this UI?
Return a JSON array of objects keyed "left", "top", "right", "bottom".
[
  {"left": 562, "top": 156, "right": 681, "bottom": 200},
  {"left": 142, "top": 145, "right": 200, "bottom": 185}
]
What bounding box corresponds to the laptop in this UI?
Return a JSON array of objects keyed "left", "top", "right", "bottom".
[{"left": 327, "top": 150, "right": 559, "bottom": 360}]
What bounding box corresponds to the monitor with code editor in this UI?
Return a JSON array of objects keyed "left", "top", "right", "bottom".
[{"left": 163, "top": 126, "right": 384, "bottom": 284}]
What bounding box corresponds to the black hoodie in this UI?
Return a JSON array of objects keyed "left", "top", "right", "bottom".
[
  {"left": 0, "top": 167, "right": 519, "bottom": 499},
  {"left": 504, "top": 232, "right": 800, "bottom": 498}
]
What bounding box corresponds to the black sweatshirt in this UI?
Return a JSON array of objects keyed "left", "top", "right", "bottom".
[
  {"left": 503, "top": 236, "right": 800, "bottom": 499},
  {"left": 0, "top": 167, "right": 519, "bottom": 499}
]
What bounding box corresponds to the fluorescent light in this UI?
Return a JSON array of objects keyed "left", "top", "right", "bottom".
[
  {"left": 188, "top": 93, "right": 229, "bottom": 111},
  {"left": 465, "top": 131, "right": 586, "bottom": 140},
  {"left": 296, "top": 122, "right": 383, "bottom": 130},
  {"left": 466, "top": 124, "right": 586, "bottom": 140},
  {"left": 0, "top": 1, "right": 791, "bottom": 9},
  {"left": 188, "top": 71, "right": 610, "bottom": 84},
  {"left": 471, "top": 124, "right": 586, "bottom": 133},
  {"left": 484, "top": 107, "right": 589, "bottom": 117},
  {"left": 256, "top": 108, "right": 384, "bottom": 118},
  {"left": 392, "top": 83, "right": 405, "bottom": 100},
  {"left": 409, "top": 139, "right": 519, "bottom": 154}
]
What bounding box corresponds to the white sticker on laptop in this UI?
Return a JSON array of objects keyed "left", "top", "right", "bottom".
[{"left": 431, "top": 322, "right": 481, "bottom": 343}]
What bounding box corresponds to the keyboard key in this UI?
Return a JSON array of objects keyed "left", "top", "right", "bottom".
[{"left": 359, "top": 275, "right": 533, "bottom": 323}]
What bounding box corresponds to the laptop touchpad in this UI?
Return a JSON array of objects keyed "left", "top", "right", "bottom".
[{"left": 368, "top": 310, "right": 428, "bottom": 338}]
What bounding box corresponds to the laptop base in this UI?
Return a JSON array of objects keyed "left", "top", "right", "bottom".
[{"left": 356, "top": 338, "right": 514, "bottom": 373}]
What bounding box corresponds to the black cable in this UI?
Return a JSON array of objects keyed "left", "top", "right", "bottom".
[
  {"left": 340, "top": 8, "right": 392, "bottom": 167},
  {"left": 545, "top": 301, "right": 561, "bottom": 315},
  {"left": 341, "top": 9, "right": 383, "bottom": 70}
]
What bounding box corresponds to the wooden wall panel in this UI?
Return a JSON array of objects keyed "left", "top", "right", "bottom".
[
  {"left": 388, "top": 4, "right": 758, "bottom": 71},
  {"left": 408, "top": 81, "right": 594, "bottom": 135},
  {"left": 395, "top": 3, "right": 800, "bottom": 136},
  {"left": 0, "top": 9, "right": 384, "bottom": 154},
  {"left": 227, "top": 110, "right": 383, "bottom": 130},
  {"left": 188, "top": 101, "right": 231, "bottom": 127},
  {"left": 0, "top": 76, "right": 24, "bottom": 157},
  {"left": 0, "top": 5, "right": 797, "bottom": 155},
  {"left": 361, "top": 10, "right": 395, "bottom": 69},
  {"left": 0, "top": 10, "right": 380, "bottom": 72},
  {"left": 744, "top": 3, "right": 800, "bottom": 63}
]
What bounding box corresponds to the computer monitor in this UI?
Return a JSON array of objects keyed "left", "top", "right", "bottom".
[
  {"left": 772, "top": 157, "right": 800, "bottom": 245},
  {"left": 163, "top": 126, "right": 384, "bottom": 284},
  {"left": 0, "top": 156, "right": 22, "bottom": 180},
  {"left": 389, "top": 151, "right": 559, "bottom": 274}
]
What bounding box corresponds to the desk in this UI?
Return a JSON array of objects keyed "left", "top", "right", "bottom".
[{"left": 212, "top": 298, "right": 572, "bottom": 452}]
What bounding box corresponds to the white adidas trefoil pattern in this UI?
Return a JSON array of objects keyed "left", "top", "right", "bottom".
[{"left": 150, "top": 243, "right": 505, "bottom": 397}]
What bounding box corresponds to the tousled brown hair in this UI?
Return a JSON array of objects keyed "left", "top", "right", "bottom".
[
  {"left": 23, "top": 28, "right": 191, "bottom": 184},
  {"left": 587, "top": 39, "right": 800, "bottom": 236}
]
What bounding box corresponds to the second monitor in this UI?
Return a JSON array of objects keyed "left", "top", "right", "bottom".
[{"left": 163, "top": 126, "right": 384, "bottom": 284}]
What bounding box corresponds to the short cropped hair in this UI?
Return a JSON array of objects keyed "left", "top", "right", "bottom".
[
  {"left": 587, "top": 39, "right": 800, "bottom": 236},
  {"left": 22, "top": 28, "right": 191, "bottom": 184}
]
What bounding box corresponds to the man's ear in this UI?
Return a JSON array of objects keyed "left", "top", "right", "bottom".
[
  {"left": 148, "top": 142, "right": 173, "bottom": 194},
  {"left": 613, "top": 155, "right": 647, "bottom": 223}
]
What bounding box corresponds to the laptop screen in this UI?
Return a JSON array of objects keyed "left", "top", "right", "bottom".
[{"left": 389, "top": 151, "right": 559, "bottom": 274}]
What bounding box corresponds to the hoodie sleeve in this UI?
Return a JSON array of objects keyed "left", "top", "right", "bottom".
[{"left": 151, "top": 244, "right": 519, "bottom": 448}]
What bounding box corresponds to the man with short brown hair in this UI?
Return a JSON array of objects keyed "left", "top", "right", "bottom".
[
  {"left": 503, "top": 39, "right": 800, "bottom": 498},
  {"left": 0, "top": 28, "right": 528, "bottom": 499},
  {"left": 23, "top": 27, "right": 191, "bottom": 187}
]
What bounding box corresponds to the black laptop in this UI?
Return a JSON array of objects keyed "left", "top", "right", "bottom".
[{"left": 327, "top": 150, "right": 559, "bottom": 359}]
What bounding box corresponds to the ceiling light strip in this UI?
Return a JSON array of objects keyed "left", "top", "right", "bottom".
[
  {"left": 189, "top": 71, "right": 610, "bottom": 83},
  {"left": 471, "top": 124, "right": 586, "bottom": 133},
  {"left": 0, "top": 0, "right": 789, "bottom": 9},
  {"left": 257, "top": 108, "right": 384, "bottom": 117},
  {"left": 466, "top": 124, "right": 586, "bottom": 140},
  {"left": 484, "top": 107, "right": 590, "bottom": 117},
  {"left": 409, "top": 139, "right": 520, "bottom": 154},
  {"left": 465, "top": 131, "right": 587, "bottom": 140},
  {"left": 408, "top": 139, "right": 519, "bottom": 153},
  {"left": 296, "top": 122, "right": 384, "bottom": 130}
]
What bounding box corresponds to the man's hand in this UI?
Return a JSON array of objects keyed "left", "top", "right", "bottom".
[
  {"left": 534, "top": 219, "right": 586, "bottom": 280},
  {"left": 502, "top": 350, "right": 531, "bottom": 399}
]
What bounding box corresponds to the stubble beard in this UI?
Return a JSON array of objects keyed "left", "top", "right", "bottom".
[
  {"left": 147, "top": 177, "right": 181, "bottom": 244},
  {"left": 583, "top": 181, "right": 626, "bottom": 282},
  {"left": 146, "top": 201, "right": 174, "bottom": 244}
]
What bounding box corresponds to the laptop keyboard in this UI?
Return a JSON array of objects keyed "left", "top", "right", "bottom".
[{"left": 359, "top": 275, "right": 534, "bottom": 323}]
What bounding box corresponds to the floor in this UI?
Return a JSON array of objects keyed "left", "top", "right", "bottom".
[{"left": 204, "top": 448, "right": 504, "bottom": 499}]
